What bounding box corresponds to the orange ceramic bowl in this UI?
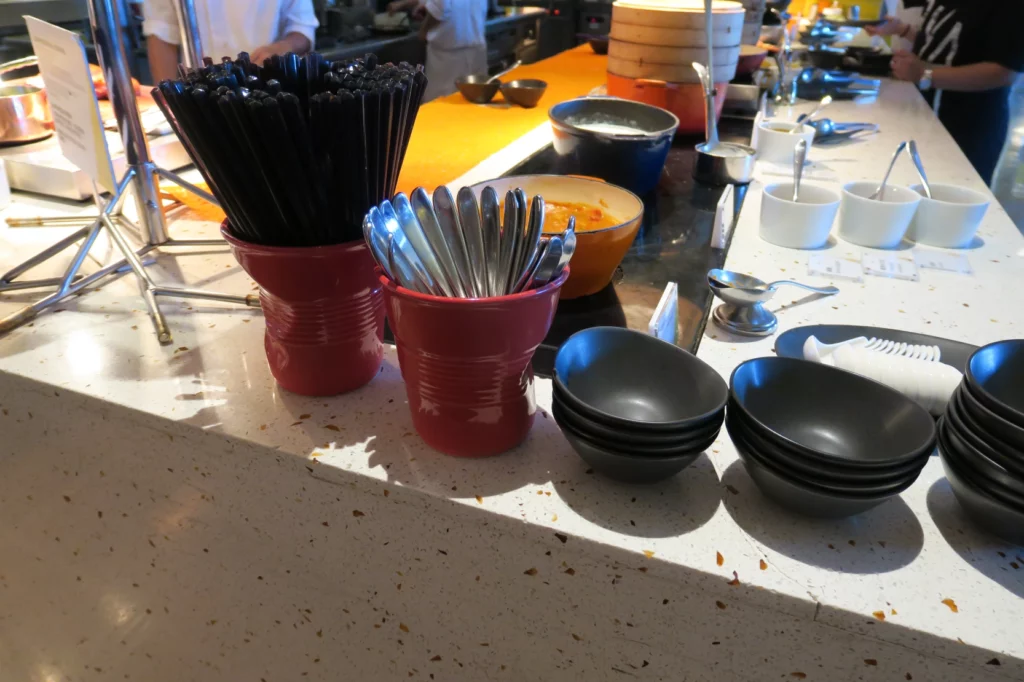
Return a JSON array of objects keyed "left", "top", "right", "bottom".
[{"left": 469, "top": 175, "right": 643, "bottom": 299}]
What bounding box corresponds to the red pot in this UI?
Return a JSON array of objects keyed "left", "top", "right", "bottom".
[
  {"left": 606, "top": 72, "right": 729, "bottom": 135},
  {"left": 222, "top": 225, "right": 384, "bottom": 396},
  {"left": 382, "top": 268, "right": 568, "bottom": 457}
]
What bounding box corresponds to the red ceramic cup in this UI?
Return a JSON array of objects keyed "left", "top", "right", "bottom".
[
  {"left": 383, "top": 268, "right": 569, "bottom": 457},
  {"left": 222, "top": 225, "right": 384, "bottom": 396}
]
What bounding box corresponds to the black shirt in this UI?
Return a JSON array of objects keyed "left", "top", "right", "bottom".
[{"left": 904, "top": 0, "right": 1024, "bottom": 182}]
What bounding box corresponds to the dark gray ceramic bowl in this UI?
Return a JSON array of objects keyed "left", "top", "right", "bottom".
[
  {"left": 726, "top": 414, "right": 922, "bottom": 497},
  {"left": 554, "top": 327, "right": 728, "bottom": 432},
  {"left": 965, "top": 339, "right": 1024, "bottom": 427},
  {"left": 945, "top": 388, "right": 1024, "bottom": 482},
  {"left": 553, "top": 388, "right": 723, "bottom": 448},
  {"left": 727, "top": 418, "right": 906, "bottom": 518},
  {"left": 456, "top": 75, "right": 501, "bottom": 104},
  {"left": 958, "top": 377, "right": 1024, "bottom": 452},
  {"left": 501, "top": 79, "right": 547, "bottom": 108},
  {"left": 728, "top": 401, "right": 928, "bottom": 484},
  {"left": 730, "top": 357, "right": 936, "bottom": 469},
  {"left": 939, "top": 443, "right": 1024, "bottom": 545},
  {"left": 938, "top": 416, "right": 1024, "bottom": 508},
  {"left": 562, "top": 426, "right": 704, "bottom": 483},
  {"left": 553, "top": 399, "right": 720, "bottom": 456}
]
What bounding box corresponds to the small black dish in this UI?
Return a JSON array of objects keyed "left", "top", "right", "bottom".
[
  {"left": 727, "top": 418, "right": 903, "bottom": 518},
  {"left": 957, "top": 380, "right": 1024, "bottom": 452},
  {"left": 501, "top": 79, "right": 547, "bottom": 108},
  {"left": 965, "top": 339, "right": 1024, "bottom": 427},
  {"left": 578, "top": 34, "right": 609, "bottom": 55},
  {"left": 945, "top": 388, "right": 1024, "bottom": 480},
  {"left": 937, "top": 421, "right": 1024, "bottom": 511},
  {"left": 728, "top": 402, "right": 927, "bottom": 484},
  {"left": 939, "top": 416, "right": 1024, "bottom": 501},
  {"left": 939, "top": 447, "right": 1024, "bottom": 545},
  {"left": 553, "top": 399, "right": 720, "bottom": 457},
  {"left": 727, "top": 415, "right": 921, "bottom": 497},
  {"left": 552, "top": 390, "right": 722, "bottom": 449},
  {"left": 730, "top": 357, "right": 936, "bottom": 469},
  {"left": 554, "top": 327, "right": 728, "bottom": 432},
  {"left": 561, "top": 426, "right": 704, "bottom": 484},
  {"left": 455, "top": 75, "right": 501, "bottom": 104}
]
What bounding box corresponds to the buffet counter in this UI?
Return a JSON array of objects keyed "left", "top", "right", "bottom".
[{"left": 1, "top": 49, "right": 1023, "bottom": 682}]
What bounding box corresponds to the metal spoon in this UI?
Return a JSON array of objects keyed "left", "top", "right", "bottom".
[
  {"left": 363, "top": 208, "right": 394, "bottom": 279},
  {"left": 514, "top": 194, "right": 544, "bottom": 290},
  {"left": 692, "top": 61, "right": 718, "bottom": 150},
  {"left": 809, "top": 118, "right": 878, "bottom": 141},
  {"left": 707, "top": 268, "right": 838, "bottom": 306},
  {"left": 505, "top": 189, "right": 530, "bottom": 294},
  {"left": 792, "top": 138, "right": 807, "bottom": 202},
  {"left": 457, "top": 187, "right": 488, "bottom": 296},
  {"left": 433, "top": 186, "right": 477, "bottom": 296},
  {"left": 497, "top": 190, "right": 521, "bottom": 295},
  {"left": 411, "top": 187, "right": 468, "bottom": 297},
  {"left": 487, "top": 60, "right": 521, "bottom": 84},
  {"left": 529, "top": 236, "right": 564, "bottom": 289},
  {"left": 793, "top": 94, "right": 832, "bottom": 130},
  {"left": 556, "top": 216, "right": 576, "bottom": 273},
  {"left": 513, "top": 241, "right": 546, "bottom": 293},
  {"left": 906, "top": 140, "right": 931, "bottom": 199},
  {"left": 480, "top": 187, "right": 503, "bottom": 296},
  {"left": 390, "top": 194, "right": 454, "bottom": 297},
  {"left": 869, "top": 141, "right": 908, "bottom": 201}
]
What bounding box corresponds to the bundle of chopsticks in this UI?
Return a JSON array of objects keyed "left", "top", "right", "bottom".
[{"left": 153, "top": 52, "right": 428, "bottom": 247}]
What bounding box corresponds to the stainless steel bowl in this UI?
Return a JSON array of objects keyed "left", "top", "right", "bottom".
[{"left": 693, "top": 142, "right": 757, "bottom": 186}]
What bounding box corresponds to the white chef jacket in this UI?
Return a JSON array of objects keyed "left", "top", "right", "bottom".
[
  {"left": 421, "top": 0, "right": 488, "bottom": 101},
  {"left": 142, "top": 0, "right": 318, "bottom": 63}
]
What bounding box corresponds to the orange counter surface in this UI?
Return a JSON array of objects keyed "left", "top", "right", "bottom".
[{"left": 395, "top": 45, "right": 608, "bottom": 195}]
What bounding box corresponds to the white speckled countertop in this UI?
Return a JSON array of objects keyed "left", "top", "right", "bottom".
[{"left": 1, "top": 80, "right": 1022, "bottom": 681}]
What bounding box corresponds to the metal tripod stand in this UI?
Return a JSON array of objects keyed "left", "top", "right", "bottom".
[{"left": 0, "top": 0, "right": 258, "bottom": 343}]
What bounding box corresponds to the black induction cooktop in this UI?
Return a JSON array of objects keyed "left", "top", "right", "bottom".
[{"left": 523, "top": 119, "right": 753, "bottom": 376}]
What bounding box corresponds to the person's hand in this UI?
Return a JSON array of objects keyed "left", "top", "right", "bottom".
[
  {"left": 864, "top": 17, "right": 905, "bottom": 37},
  {"left": 891, "top": 49, "right": 926, "bottom": 84},
  {"left": 250, "top": 41, "right": 286, "bottom": 65}
]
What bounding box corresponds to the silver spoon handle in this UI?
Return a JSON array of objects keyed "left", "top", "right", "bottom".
[
  {"left": 873, "top": 140, "right": 908, "bottom": 201},
  {"left": 768, "top": 280, "right": 839, "bottom": 295},
  {"left": 792, "top": 138, "right": 807, "bottom": 202},
  {"left": 906, "top": 140, "right": 931, "bottom": 199}
]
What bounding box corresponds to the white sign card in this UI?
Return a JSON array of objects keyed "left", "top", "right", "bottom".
[{"left": 25, "top": 16, "right": 116, "bottom": 193}]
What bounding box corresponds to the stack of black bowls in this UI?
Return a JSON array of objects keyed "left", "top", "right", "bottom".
[
  {"left": 727, "top": 357, "right": 937, "bottom": 518},
  {"left": 938, "top": 339, "right": 1024, "bottom": 544},
  {"left": 552, "top": 327, "right": 728, "bottom": 484}
]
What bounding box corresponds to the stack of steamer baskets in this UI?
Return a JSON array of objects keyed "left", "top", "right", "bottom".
[{"left": 607, "top": 0, "right": 745, "bottom": 134}]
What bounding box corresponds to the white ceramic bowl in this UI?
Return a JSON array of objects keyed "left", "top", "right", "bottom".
[
  {"left": 760, "top": 182, "right": 841, "bottom": 249},
  {"left": 907, "top": 183, "right": 990, "bottom": 248},
  {"left": 755, "top": 120, "right": 815, "bottom": 164},
  {"left": 837, "top": 181, "right": 921, "bottom": 249}
]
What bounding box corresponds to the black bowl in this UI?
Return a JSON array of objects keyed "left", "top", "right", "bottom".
[
  {"left": 965, "top": 340, "right": 1024, "bottom": 427},
  {"left": 940, "top": 418, "right": 1024, "bottom": 503},
  {"left": 553, "top": 399, "right": 720, "bottom": 456},
  {"left": 945, "top": 387, "right": 1024, "bottom": 481},
  {"left": 554, "top": 327, "right": 728, "bottom": 432},
  {"left": 561, "top": 426, "right": 704, "bottom": 483},
  {"left": 957, "top": 379, "right": 1024, "bottom": 452},
  {"left": 937, "top": 420, "right": 1024, "bottom": 511},
  {"left": 939, "top": 447, "right": 1024, "bottom": 545},
  {"left": 730, "top": 357, "right": 936, "bottom": 469},
  {"left": 727, "top": 414, "right": 922, "bottom": 496},
  {"left": 727, "top": 418, "right": 906, "bottom": 518},
  {"left": 548, "top": 97, "right": 679, "bottom": 196},
  {"left": 578, "top": 33, "right": 609, "bottom": 54},
  {"left": 455, "top": 75, "right": 501, "bottom": 104},
  {"left": 552, "top": 390, "right": 723, "bottom": 449},
  {"left": 728, "top": 402, "right": 928, "bottom": 485},
  {"left": 501, "top": 79, "right": 547, "bottom": 108}
]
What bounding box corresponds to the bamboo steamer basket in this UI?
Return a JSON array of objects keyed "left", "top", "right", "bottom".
[
  {"left": 607, "top": 0, "right": 744, "bottom": 129},
  {"left": 607, "top": 54, "right": 738, "bottom": 83},
  {"left": 739, "top": 0, "right": 766, "bottom": 45},
  {"left": 608, "top": 0, "right": 744, "bottom": 84}
]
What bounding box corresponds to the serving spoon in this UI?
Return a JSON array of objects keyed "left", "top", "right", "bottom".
[
  {"left": 708, "top": 268, "right": 839, "bottom": 306},
  {"left": 869, "top": 140, "right": 908, "bottom": 201}
]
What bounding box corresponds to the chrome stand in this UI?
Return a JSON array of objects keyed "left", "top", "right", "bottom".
[{"left": 0, "top": 0, "right": 258, "bottom": 343}]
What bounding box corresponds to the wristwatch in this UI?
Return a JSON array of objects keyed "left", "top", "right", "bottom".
[{"left": 918, "top": 68, "right": 934, "bottom": 91}]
